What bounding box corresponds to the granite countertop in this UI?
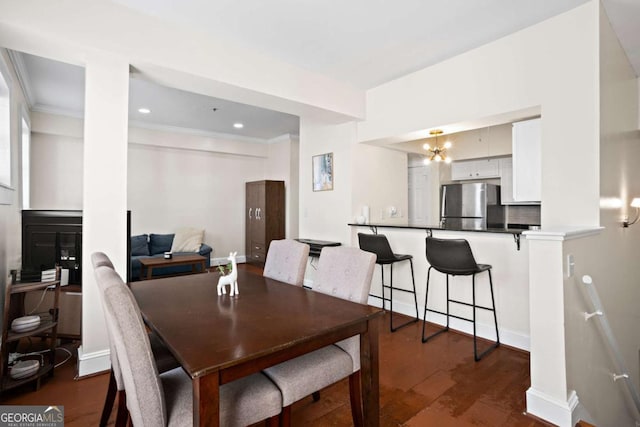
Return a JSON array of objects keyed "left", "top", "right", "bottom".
[{"left": 347, "top": 222, "right": 528, "bottom": 235}]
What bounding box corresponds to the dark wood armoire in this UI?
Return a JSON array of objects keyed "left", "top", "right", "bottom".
[{"left": 245, "top": 180, "right": 285, "bottom": 266}]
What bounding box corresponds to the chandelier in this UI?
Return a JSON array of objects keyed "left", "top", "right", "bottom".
[{"left": 423, "top": 130, "right": 452, "bottom": 164}]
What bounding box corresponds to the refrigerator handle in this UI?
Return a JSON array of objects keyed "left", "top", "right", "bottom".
[{"left": 441, "top": 186, "right": 447, "bottom": 220}]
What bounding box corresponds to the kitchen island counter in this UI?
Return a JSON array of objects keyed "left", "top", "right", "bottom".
[
  {"left": 348, "top": 222, "right": 531, "bottom": 351},
  {"left": 348, "top": 222, "right": 526, "bottom": 249}
]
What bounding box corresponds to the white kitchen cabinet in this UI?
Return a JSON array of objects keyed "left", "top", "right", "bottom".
[
  {"left": 451, "top": 158, "right": 500, "bottom": 181},
  {"left": 512, "top": 118, "right": 541, "bottom": 202},
  {"left": 499, "top": 156, "right": 540, "bottom": 205},
  {"left": 499, "top": 157, "right": 515, "bottom": 204}
]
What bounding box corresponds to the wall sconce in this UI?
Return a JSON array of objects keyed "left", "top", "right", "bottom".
[{"left": 622, "top": 198, "right": 640, "bottom": 227}]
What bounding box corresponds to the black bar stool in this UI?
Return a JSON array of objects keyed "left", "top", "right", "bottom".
[
  {"left": 422, "top": 237, "right": 499, "bottom": 361},
  {"left": 358, "top": 233, "right": 419, "bottom": 332}
]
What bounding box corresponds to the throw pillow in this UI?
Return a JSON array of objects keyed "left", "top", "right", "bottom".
[
  {"left": 130, "top": 234, "right": 149, "bottom": 256},
  {"left": 171, "top": 227, "right": 204, "bottom": 253},
  {"left": 149, "top": 234, "right": 175, "bottom": 255}
]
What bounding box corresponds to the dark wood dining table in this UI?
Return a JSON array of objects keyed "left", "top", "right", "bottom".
[{"left": 130, "top": 268, "right": 383, "bottom": 426}]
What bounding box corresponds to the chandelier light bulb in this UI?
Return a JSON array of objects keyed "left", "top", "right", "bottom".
[{"left": 422, "top": 129, "right": 453, "bottom": 165}]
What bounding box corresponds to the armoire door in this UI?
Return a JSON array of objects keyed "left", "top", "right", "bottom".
[{"left": 245, "top": 180, "right": 284, "bottom": 266}]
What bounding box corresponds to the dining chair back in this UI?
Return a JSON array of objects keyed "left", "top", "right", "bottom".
[
  {"left": 314, "top": 246, "right": 375, "bottom": 303},
  {"left": 93, "top": 255, "right": 179, "bottom": 427},
  {"left": 91, "top": 252, "right": 115, "bottom": 270},
  {"left": 93, "top": 265, "right": 128, "bottom": 427},
  {"left": 315, "top": 246, "right": 376, "bottom": 372},
  {"left": 263, "top": 239, "right": 310, "bottom": 286},
  {"left": 263, "top": 246, "right": 376, "bottom": 427},
  {"left": 100, "top": 271, "right": 167, "bottom": 426}
]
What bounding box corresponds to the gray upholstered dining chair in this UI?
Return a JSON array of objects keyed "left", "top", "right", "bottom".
[
  {"left": 96, "top": 266, "right": 283, "bottom": 426},
  {"left": 263, "top": 246, "right": 376, "bottom": 426},
  {"left": 91, "top": 251, "right": 115, "bottom": 270},
  {"left": 263, "top": 239, "right": 310, "bottom": 286},
  {"left": 92, "top": 253, "right": 128, "bottom": 426},
  {"left": 92, "top": 255, "right": 180, "bottom": 427}
]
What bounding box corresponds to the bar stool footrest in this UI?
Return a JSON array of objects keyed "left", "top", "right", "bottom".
[{"left": 448, "top": 298, "right": 496, "bottom": 312}]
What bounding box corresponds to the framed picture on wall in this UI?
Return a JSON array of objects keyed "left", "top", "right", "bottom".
[{"left": 312, "top": 152, "right": 334, "bottom": 192}]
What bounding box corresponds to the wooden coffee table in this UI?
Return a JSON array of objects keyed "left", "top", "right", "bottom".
[{"left": 139, "top": 254, "right": 207, "bottom": 280}]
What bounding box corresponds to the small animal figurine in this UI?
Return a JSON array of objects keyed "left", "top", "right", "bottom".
[{"left": 217, "top": 252, "right": 238, "bottom": 296}]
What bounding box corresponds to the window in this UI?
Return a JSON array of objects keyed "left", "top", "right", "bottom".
[
  {"left": 21, "top": 114, "right": 30, "bottom": 209},
  {"left": 0, "top": 54, "right": 12, "bottom": 191}
]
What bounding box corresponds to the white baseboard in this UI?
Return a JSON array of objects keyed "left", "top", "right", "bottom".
[
  {"left": 571, "top": 398, "right": 596, "bottom": 427},
  {"left": 77, "top": 345, "right": 111, "bottom": 378},
  {"left": 526, "top": 387, "right": 579, "bottom": 427},
  {"left": 367, "top": 296, "right": 530, "bottom": 351}
]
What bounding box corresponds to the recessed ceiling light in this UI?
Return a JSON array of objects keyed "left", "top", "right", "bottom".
[
  {"left": 233, "top": 123, "right": 244, "bottom": 129},
  {"left": 138, "top": 108, "right": 151, "bottom": 114}
]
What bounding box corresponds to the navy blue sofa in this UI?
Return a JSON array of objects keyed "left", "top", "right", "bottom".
[{"left": 130, "top": 233, "right": 212, "bottom": 281}]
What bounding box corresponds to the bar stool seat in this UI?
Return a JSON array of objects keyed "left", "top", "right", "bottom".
[
  {"left": 358, "top": 233, "right": 419, "bottom": 332},
  {"left": 422, "top": 237, "right": 500, "bottom": 361}
]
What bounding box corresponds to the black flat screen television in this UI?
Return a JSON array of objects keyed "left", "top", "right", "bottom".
[{"left": 21, "top": 210, "right": 82, "bottom": 285}]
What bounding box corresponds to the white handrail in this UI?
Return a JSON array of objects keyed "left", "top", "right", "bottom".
[{"left": 581, "top": 275, "right": 640, "bottom": 419}]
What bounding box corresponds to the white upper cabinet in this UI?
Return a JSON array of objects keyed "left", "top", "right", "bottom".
[
  {"left": 499, "top": 157, "right": 515, "bottom": 204},
  {"left": 512, "top": 118, "right": 541, "bottom": 202},
  {"left": 451, "top": 158, "right": 500, "bottom": 181}
]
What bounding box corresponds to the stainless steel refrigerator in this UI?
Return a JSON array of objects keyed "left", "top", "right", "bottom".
[{"left": 439, "top": 183, "right": 504, "bottom": 230}]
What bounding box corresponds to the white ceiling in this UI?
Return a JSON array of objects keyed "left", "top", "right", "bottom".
[
  {"left": 15, "top": 52, "right": 300, "bottom": 140},
  {"left": 114, "top": 0, "right": 598, "bottom": 89},
  {"left": 11, "top": 0, "right": 640, "bottom": 140}
]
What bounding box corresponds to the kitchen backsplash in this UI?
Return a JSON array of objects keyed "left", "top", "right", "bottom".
[{"left": 505, "top": 205, "right": 541, "bottom": 227}]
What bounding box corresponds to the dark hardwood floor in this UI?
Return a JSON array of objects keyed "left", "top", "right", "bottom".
[{"left": 0, "top": 266, "right": 551, "bottom": 426}]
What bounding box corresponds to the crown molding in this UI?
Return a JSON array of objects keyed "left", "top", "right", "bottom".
[
  {"left": 266, "top": 133, "right": 300, "bottom": 144},
  {"left": 31, "top": 103, "right": 84, "bottom": 119},
  {"left": 128, "top": 120, "right": 271, "bottom": 144},
  {"left": 31, "top": 108, "right": 292, "bottom": 145},
  {"left": 7, "top": 50, "right": 34, "bottom": 108}
]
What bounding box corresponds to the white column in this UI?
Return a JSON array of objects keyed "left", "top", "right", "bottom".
[
  {"left": 524, "top": 228, "right": 601, "bottom": 426},
  {"left": 78, "top": 53, "right": 129, "bottom": 376}
]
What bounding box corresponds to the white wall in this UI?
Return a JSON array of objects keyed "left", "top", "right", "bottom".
[
  {"left": 351, "top": 143, "right": 408, "bottom": 225},
  {"left": 30, "top": 132, "right": 83, "bottom": 209},
  {"left": 299, "top": 118, "right": 356, "bottom": 244},
  {"left": 127, "top": 142, "right": 264, "bottom": 258},
  {"left": 29, "top": 112, "right": 298, "bottom": 261},
  {"left": 560, "top": 5, "right": 640, "bottom": 426},
  {"left": 0, "top": 48, "right": 29, "bottom": 332},
  {"left": 358, "top": 2, "right": 600, "bottom": 229},
  {"left": 265, "top": 134, "right": 300, "bottom": 238}
]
